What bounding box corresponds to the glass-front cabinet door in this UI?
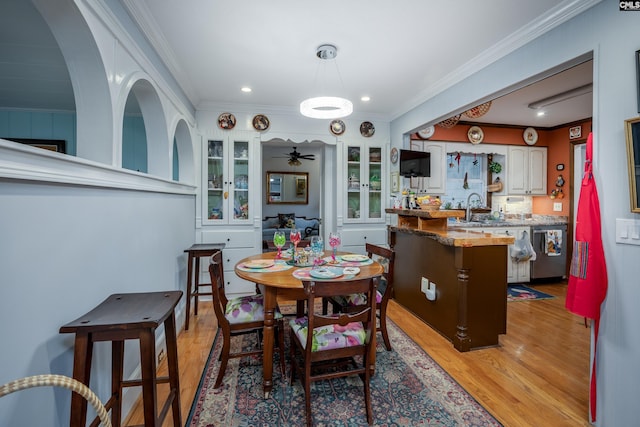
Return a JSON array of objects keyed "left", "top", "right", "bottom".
[
  {"left": 205, "top": 137, "right": 251, "bottom": 224},
  {"left": 344, "top": 143, "right": 384, "bottom": 223}
]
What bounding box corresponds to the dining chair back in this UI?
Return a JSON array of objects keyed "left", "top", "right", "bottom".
[
  {"left": 290, "top": 276, "right": 379, "bottom": 426},
  {"left": 323, "top": 243, "right": 396, "bottom": 351},
  {"left": 208, "top": 252, "right": 285, "bottom": 389}
]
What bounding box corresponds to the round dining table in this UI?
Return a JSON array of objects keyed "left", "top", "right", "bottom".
[{"left": 234, "top": 250, "right": 384, "bottom": 398}]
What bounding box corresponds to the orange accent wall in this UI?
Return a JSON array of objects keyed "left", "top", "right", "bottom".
[{"left": 413, "top": 120, "right": 593, "bottom": 217}]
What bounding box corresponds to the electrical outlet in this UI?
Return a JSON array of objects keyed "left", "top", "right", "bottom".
[
  {"left": 420, "top": 277, "right": 429, "bottom": 293},
  {"left": 553, "top": 202, "right": 562, "bottom": 212},
  {"left": 157, "top": 349, "right": 165, "bottom": 364}
]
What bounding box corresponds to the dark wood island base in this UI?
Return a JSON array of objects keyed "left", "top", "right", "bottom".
[{"left": 386, "top": 208, "right": 515, "bottom": 352}]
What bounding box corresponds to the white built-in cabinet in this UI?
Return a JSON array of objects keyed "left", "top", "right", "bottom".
[
  {"left": 409, "top": 140, "right": 446, "bottom": 194},
  {"left": 341, "top": 141, "right": 387, "bottom": 254},
  {"left": 343, "top": 141, "right": 386, "bottom": 223},
  {"left": 200, "top": 131, "right": 261, "bottom": 297},
  {"left": 492, "top": 226, "right": 531, "bottom": 283},
  {"left": 507, "top": 146, "right": 547, "bottom": 195},
  {"left": 460, "top": 226, "right": 531, "bottom": 283},
  {"left": 203, "top": 132, "right": 257, "bottom": 224}
]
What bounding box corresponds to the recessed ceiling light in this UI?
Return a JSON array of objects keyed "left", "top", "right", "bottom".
[
  {"left": 361, "top": 96, "right": 371, "bottom": 102},
  {"left": 537, "top": 111, "right": 545, "bottom": 117},
  {"left": 241, "top": 87, "right": 252, "bottom": 93}
]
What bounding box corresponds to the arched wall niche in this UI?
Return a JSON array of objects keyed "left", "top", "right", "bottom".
[
  {"left": 117, "top": 75, "right": 170, "bottom": 179},
  {"left": 31, "top": 0, "right": 113, "bottom": 164},
  {"left": 172, "top": 118, "right": 195, "bottom": 184}
]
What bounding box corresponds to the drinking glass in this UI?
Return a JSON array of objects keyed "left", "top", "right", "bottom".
[
  {"left": 273, "top": 230, "right": 286, "bottom": 259},
  {"left": 290, "top": 228, "right": 302, "bottom": 262},
  {"left": 329, "top": 232, "right": 341, "bottom": 262},
  {"left": 310, "top": 235, "right": 324, "bottom": 266}
]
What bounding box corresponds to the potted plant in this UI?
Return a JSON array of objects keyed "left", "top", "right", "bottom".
[{"left": 488, "top": 160, "right": 502, "bottom": 174}]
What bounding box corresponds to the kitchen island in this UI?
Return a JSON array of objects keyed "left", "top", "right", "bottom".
[{"left": 386, "top": 208, "right": 515, "bottom": 352}]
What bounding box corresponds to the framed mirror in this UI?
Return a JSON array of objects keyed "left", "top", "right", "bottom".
[
  {"left": 266, "top": 171, "right": 309, "bottom": 204},
  {"left": 625, "top": 117, "right": 640, "bottom": 213}
]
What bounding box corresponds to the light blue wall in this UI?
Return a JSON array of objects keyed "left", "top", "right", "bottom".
[
  {"left": 0, "top": 110, "right": 149, "bottom": 169},
  {"left": 0, "top": 110, "right": 76, "bottom": 155},
  {"left": 122, "top": 115, "right": 148, "bottom": 172},
  {"left": 392, "top": 3, "right": 640, "bottom": 426},
  {"left": 0, "top": 179, "right": 194, "bottom": 427}
]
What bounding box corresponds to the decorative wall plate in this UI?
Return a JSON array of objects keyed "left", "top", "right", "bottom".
[
  {"left": 523, "top": 127, "right": 538, "bottom": 145},
  {"left": 417, "top": 125, "right": 435, "bottom": 139},
  {"left": 360, "top": 121, "right": 375, "bottom": 137},
  {"left": 252, "top": 114, "right": 270, "bottom": 131},
  {"left": 390, "top": 147, "right": 399, "bottom": 164},
  {"left": 467, "top": 126, "right": 484, "bottom": 144},
  {"left": 218, "top": 113, "right": 236, "bottom": 130},
  {"left": 329, "top": 119, "right": 345, "bottom": 136}
]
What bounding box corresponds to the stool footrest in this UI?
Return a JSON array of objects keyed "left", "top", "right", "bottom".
[
  {"left": 121, "top": 376, "right": 171, "bottom": 388},
  {"left": 157, "top": 389, "right": 177, "bottom": 426}
]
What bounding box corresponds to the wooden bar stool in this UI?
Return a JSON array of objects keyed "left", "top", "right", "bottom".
[
  {"left": 184, "top": 243, "right": 225, "bottom": 330},
  {"left": 60, "top": 291, "right": 182, "bottom": 427}
]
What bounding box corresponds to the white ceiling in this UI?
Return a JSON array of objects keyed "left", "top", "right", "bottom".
[{"left": 0, "top": 0, "right": 596, "bottom": 128}]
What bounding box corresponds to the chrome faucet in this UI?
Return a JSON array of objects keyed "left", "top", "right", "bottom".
[{"left": 465, "top": 192, "right": 483, "bottom": 222}]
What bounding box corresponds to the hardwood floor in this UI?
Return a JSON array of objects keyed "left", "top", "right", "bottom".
[{"left": 125, "top": 281, "right": 590, "bottom": 426}]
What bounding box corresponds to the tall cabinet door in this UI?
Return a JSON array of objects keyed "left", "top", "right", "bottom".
[
  {"left": 203, "top": 134, "right": 253, "bottom": 225},
  {"left": 344, "top": 142, "right": 385, "bottom": 223},
  {"left": 507, "top": 146, "right": 547, "bottom": 195},
  {"left": 409, "top": 140, "right": 446, "bottom": 194}
]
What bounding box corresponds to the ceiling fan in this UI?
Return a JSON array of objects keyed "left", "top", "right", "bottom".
[{"left": 275, "top": 147, "right": 315, "bottom": 166}]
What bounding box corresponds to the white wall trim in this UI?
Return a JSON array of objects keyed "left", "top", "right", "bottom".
[{"left": 0, "top": 139, "right": 196, "bottom": 195}]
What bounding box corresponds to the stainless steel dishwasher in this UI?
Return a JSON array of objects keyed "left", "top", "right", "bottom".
[{"left": 530, "top": 224, "right": 568, "bottom": 279}]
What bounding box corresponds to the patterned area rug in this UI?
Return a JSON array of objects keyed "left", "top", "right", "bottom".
[
  {"left": 507, "top": 285, "right": 555, "bottom": 302},
  {"left": 186, "top": 319, "right": 502, "bottom": 426}
]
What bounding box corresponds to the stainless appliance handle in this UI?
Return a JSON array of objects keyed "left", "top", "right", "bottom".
[{"left": 533, "top": 230, "right": 548, "bottom": 252}]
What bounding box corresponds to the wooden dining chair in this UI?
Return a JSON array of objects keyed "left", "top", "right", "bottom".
[
  {"left": 322, "top": 243, "right": 395, "bottom": 351},
  {"left": 208, "top": 252, "right": 286, "bottom": 389},
  {"left": 290, "top": 276, "right": 379, "bottom": 426}
]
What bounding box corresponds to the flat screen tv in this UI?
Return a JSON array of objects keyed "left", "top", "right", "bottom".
[{"left": 399, "top": 149, "right": 431, "bottom": 177}]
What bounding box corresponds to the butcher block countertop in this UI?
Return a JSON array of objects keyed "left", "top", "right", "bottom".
[
  {"left": 386, "top": 208, "right": 515, "bottom": 246},
  {"left": 388, "top": 225, "right": 515, "bottom": 247}
]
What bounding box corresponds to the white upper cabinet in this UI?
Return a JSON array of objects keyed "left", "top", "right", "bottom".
[
  {"left": 409, "top": 140, "right": 446, "bottom": 194},
  {"left": 343, "top": 141, "right": 386, "bottom": 224},
  {"left": 203, "top": 132, "right": 257, "bottom": 225},
  {"left": 507, "top": 146, "right": 547, "bottom": 195}
]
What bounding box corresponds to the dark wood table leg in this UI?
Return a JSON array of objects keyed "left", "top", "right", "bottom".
[
  {"left": 164, "top": 313, "right": 182, "bottom": 426},
  {"left": 185, "top": 252, "right": 194, "bottom": 330},
  {"left": 262, "top": 287, "right": 277, "bottom": 398},
  {"left": 194, "top": 256, "right": 201, "bottom": 316},
  {"left": 69, "top": 333, "right": 92, "bottom": 427}
]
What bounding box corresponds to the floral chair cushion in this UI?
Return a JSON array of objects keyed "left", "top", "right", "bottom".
[
  {"left": 224, "top": 294, "right": 282, "bottom": 324},
  {"left": 289, "top": 317, "right": 366, "bottom": 352}
]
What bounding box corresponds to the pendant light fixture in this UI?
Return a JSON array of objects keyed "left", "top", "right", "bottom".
[{"left": 300, "top": 44, "right": 353, "bottom": 119}]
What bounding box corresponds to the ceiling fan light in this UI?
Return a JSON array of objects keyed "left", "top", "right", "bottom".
[{"left": 300, "top": 96, "right": 353, "bottom": 119}]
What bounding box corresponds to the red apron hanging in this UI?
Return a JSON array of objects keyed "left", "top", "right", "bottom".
[{"left": 566, "top": 132, "right": 608, "bottom": 422}]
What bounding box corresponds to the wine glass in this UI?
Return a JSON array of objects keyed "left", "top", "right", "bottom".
[
  {"left": 273, "top": 230, "right": 286, "bottom": 259},
  {"left": 290, "top": 228, "right": 301, "bottom": 262},
  {"left": 329, "top": 232, "right": 341, "bottom": 263},
  {"left": 310, "top": 235, "right": 324, "bottom": 266}
]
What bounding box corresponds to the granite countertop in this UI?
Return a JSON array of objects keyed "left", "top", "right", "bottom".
[{"left": 447, "top": 214, "right": 568, "bottom": 228}]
